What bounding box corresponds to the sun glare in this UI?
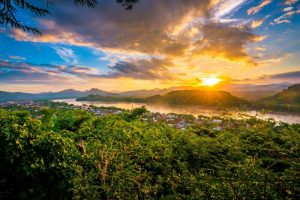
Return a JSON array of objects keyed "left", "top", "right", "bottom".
[{"left": 201, "top": 76, "right": 221, "bottom": 87}]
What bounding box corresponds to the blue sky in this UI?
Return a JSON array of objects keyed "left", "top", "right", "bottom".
[{"left": 0, "top": 0, "right": 299, "bottom": 92}]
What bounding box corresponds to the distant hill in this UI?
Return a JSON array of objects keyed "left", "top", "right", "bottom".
[
  {"left": 78, "top": 90, "right": 250, "bottom": 107},
  {"left": 0, "top": 88, "right": 117, "bottom": 101},
  {"left": 216, "top": 83, "right": 291, "bottom": 101},
  {"left": 257, "top": 84, "right": 300, "bottom": 112},
  {"left": 118, "top": 86, "right": 197, "bottom": 98},
  {"left": 260, "top": 84, "right": 300, "bottom": 105},
  {"left": 118, "top": 83, "right": 291, "bottom": 100},
  {"left": 146, "top": 90, "right": 250, "bottom": 106}
]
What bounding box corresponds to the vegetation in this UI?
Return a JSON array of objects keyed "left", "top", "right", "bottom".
[
  {"left": 146, "top": 90, "right": 250, "bottom": 106},
  {"left": 257, "top": 84, "right": 300, "bottom": 112},
  {"left": 0, "top": 103, "right": 299, "bottom": 199}
]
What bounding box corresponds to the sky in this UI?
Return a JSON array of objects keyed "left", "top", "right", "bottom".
[{"left": 0, "top": 0, "right": 300, "bottom": 93}]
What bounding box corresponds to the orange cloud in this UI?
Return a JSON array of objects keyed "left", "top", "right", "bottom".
[
  {"left": 251, "top": 19, "right": 264, "bottom": 28},
  {"left": 285, "top": 0, "right": 298, "bottom": 5},
  {"left": 247, "top": 0, "right": 272, "bottom": 15}
]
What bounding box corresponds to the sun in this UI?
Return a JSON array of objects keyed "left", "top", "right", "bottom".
[{"left": 201, "top": 76, "right": 222, "bottom": 87}]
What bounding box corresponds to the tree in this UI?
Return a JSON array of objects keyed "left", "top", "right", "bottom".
[{"left": 0, "top": 0, "right": 139, "bottom": 34}]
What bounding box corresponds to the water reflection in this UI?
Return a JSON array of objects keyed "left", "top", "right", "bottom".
[{"left": 53, "top": 99, "right": 300, "bottom": 124}]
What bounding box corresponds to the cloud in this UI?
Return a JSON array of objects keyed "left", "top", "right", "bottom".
[
  {"left": 268, "top": 70, "right": 300, "bottom": 79},
  {"left": 0, "top": 60, "right": 69, "bottom": 84},
  {"left": 0, "top": 56, "right": 177, "bottom": 83},
  {"left": 255, "top": 53, "right": 293, "bottom": 64},
  {"left": 53, "top": 46, "right": 78, "bottom": 64},
  {"left": 254, "top": 46, "right": 266, "bottom": 51},
  {"left": 8, "top": 55, "right": 26, "bottom": 61},
  {"left": 256, "top": 70, "right": 300, "bottom": 83},
  {"left": 100, "top": 58, "right": 177, "bottom": 80},
  {"left": 247, "top": 0, "right": 272, "bottom": 15},
  {"left": 212, "top": 0, "right": 246, "bottom": 19},
  {"left": 9, "top": 0, "right": 260, "bottom": 65},
  {"left": 231, "top": 70, "right": 300, "bottom": 84},
  {"left": 192, "top": 23, "right": 260, "bottom": 64},
  {"left": 251, "top": 19, "right": 264, "bottom": 28},
  {"left": 273, "top": 9, "right": 300, "bottom": 24},
  {"left": 283, "top": 7, "right": 293, "bottom": 12},
  {"left": 285, "top": 0, "right": 298, "bottom": 6},
  {"left": 0, "top": 60, "right": 94, "bottom": 83}
]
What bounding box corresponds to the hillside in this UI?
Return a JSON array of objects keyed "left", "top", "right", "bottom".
[
  {"left": 78, "top": 90, "right": 250, "bottom": 107},
  {"left": 146, "top": 90, "right": 249, "bottom": 106},
  {"left": 257, "top": 84, "right": 300, "bottom": 112},
  {"left": 216, "top": 83, "right": 291, "bottom": 101},
  {"left": 260, "top": 84, "right": 300, "bottom": 105}
]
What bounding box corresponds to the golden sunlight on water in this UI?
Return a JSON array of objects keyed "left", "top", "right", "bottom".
[{"left": 53, "top": 99, "right": 300, "bottom": 124}]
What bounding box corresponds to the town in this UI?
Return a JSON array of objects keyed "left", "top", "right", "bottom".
[{"left": 0, "top": 100, "right": 224, "bottom": 131}]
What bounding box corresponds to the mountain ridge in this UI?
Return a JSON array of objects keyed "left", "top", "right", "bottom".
[{"left": 0, "top": 83, "right": 294, "bottom": 102}]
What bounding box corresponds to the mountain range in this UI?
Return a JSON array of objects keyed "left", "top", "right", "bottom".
[
  {"left": 0, "top": 88, "right": 117, "bottom": 102},
  {"left": 0, "top": 83, "right": 295, "bottom": 102}
]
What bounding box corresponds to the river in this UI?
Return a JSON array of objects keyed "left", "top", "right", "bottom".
[{"left": 53, "top": 99, "right": 300, "bottom": 124}]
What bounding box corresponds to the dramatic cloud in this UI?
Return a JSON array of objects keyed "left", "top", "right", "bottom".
[
  {"left": 247, "top": 0, "right": 272, "bottom": 15},
  {"left": 10, "top": 0, "right": 260, "bottom": 65},
  {"left": 192, "top": 23, "right": 260, "bottom": 64},
  {"left": 2, "top": 0, "right": 298, "bottom": 92}
]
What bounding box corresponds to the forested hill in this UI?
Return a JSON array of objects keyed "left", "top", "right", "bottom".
[
  {"left": 260, "top": 84, "right": 300, "bottom": 105},
  {"left": 78, "top": 90, "right": 250, "bottom": 107},
  {"left": 146, "top": 90, "right": 249, "bottom": 106}
]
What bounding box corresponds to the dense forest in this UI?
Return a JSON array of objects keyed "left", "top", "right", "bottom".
[{"left": 0, "top": 103, "right": 299, "bottom": 199}]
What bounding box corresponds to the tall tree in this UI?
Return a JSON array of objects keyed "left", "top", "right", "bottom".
[{"left": 0, "top": 0, "right": 139, "bottom": 34}]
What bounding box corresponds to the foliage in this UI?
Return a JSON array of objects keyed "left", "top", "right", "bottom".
[
  {"left": 257, "top": 84, "right": 300, "bottom": 112},
  {"left": 0, "top": 105, "right": 299, "bottom": 199}
]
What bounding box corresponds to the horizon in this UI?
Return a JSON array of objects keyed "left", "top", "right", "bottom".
[
  {"left": 1, "top": 82, "right": 298, "bottom": 94},
  {"left": 0, "top": 0, "right": 300, "bottom": 92}
]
